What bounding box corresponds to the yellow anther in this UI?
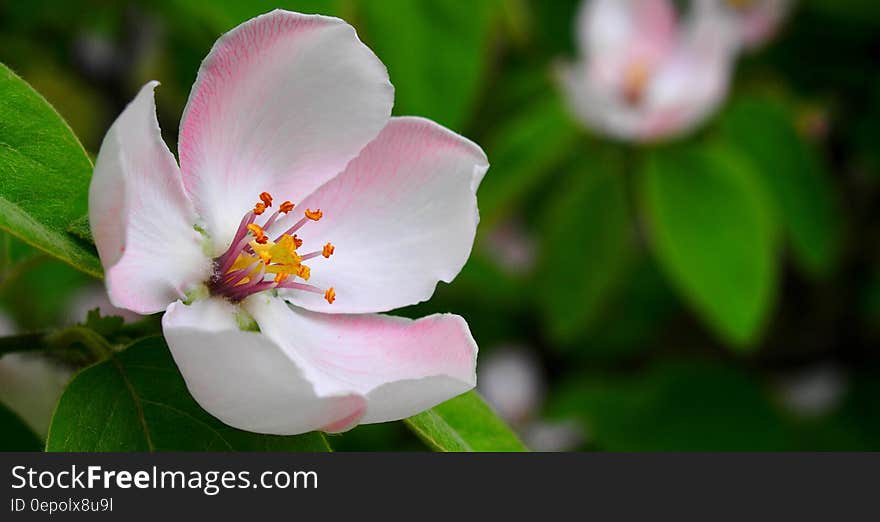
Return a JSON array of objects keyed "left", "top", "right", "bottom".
[
  {"left": 305, "top": 208, "right": 323, "bottom": 221},
  {"left": 296, "top": 264, "right": 311, "bottom": 281},
  {"left": 280, "top": 201, "right": 295, "bottom": 213},
  {"left": 260, "top": 192, "right": 273, "bottom": 207},
  {"left": 322, "top": 243, "right": 335, "bottom": 258},
  {"left": 251, "top": 241, "right": 273, "bottom": 264},
  {"left": 324, "top": 287, "right": 336, "bottom": 304},
  {"left": 228, "top": 253, "right": 256, "bottom": 273},
  {"left": 253, "top": 202, "right": 267, "bottom": 215},
  {"left": 274, "top": 272, "right": 289, "bottom": 284}
]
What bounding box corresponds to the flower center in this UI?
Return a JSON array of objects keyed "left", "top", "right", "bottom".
[
  {"left": 622, "top": 60, "right": 651, "bottom": 107},
  {"left": 725, "top": 0, "right": 756, "bottom": 12},
  {"left": 208, "top": 192, "right": 336, "bottom": 304}
]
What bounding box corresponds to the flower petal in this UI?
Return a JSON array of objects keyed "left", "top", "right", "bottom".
[
  {"left": 179, "top": 10, "right": 394, "bottom": 250},
  {"left": 578, "top": 0, "right": 676, "bottom": 86},
  {"left": 246, "top": 296, "right": 477, "bottom": 425},
  {"left": 274, "top": 116, "right": 488, "bottom": 314},
  {"left": 640, "top": 10, "right": 736, "bottom": 139},
  {"left": 90, "top": 82, "right": 209, "bottom": 314},
  {"left": 162, "top": 297, "right": 367, "bottom": 435}
]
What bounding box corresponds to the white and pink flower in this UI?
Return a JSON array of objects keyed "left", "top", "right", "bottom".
[
  {"left": 559, "top": 0, "right": 739, "bottom": 142},
  {"left": 697, "top": 0, "right": 792, "bottom": 50},
  {"left": 90, "top": 10, "right": 488, "bottom": 435}
]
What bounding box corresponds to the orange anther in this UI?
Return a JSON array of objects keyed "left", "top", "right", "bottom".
[
  {"left": 253, "top": 202, "right": 267, "bottom": 215},
  {"left": 305, "top": 208, "right": 323, "bottom": 221},
  {"left": 322, "top": 243, "right": 335, "bottom": 258},
  {"left": 247, "top": 223, "right": 266, "bottom": 243},
  {"left": 279, "top": 201, "right": 295, "bottom": 213},
  {"left": 274, "top": 272, "right": 289, "bottom": 284},
  {"left": 293, "top": 235, "right": 303, "bottom": 248},
  {"left": 296, "top": 264, "right": 311, "bottom": 280},
  {"left": 324, "top": 287, "right": 336, "bottom": 304},
  {"left": 260, "top": 192, "right": 273, "bottom": 207}
]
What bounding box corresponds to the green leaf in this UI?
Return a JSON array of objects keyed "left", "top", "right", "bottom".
[
  {"left": 640, "top": 142, "right": 779, "bottom": 349},
  {"left": 0, "top": 63, "right": 101, "bottom": 277},
  {"left": 81, "top": 308, "right": 125, "bottom": 338},
  {"left": 537, "top": 153, "right": 633, "bottom": 342},
  {"left": 719, "top": 96, "right": 840, "bottom": 278},
  {"left": 358, "top": 0, "right": 496, "bottom": 130},
  {"left": 405, "top": 391, "right": 527, "bottom": 452},
  {"left": 0, "top": 401, "right": 42, "bottom": 451},
  {"left": 46, "top": 336, "right": 331, "bottom": 451},
  {"left": 163, "top": 0, "right": 345, "bottom": 33},
  {"left": 478, "top": 93, "right": 581, "bottom": 225},
  {"left": 549, "top": 362, "right": 790, "bottom": 451}
]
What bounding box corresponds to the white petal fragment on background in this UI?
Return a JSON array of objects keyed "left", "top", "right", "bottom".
[
  {"left": 277, "top": 116, "right": 489, "bottom": 314},
  {"left": 90, "top": 82, "right": 208, "bottom": 314},
  {"left": 179, "top": 10, "right": 394, "bottom": 249},
  {"left": 163, "top": 298, "right": 367, "bottom": 435},
  {"left": 247, "top": 296, "right": 477, "bottom": 425}
]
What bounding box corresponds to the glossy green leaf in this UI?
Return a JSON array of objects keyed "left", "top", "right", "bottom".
[
  {"left": 405, "top": 391, "right": 527, "bottom": 452},
  {"left": 0, "top": 402, "right": 42, "bottom": 451},
  {"left": 358, "top": 0, "right": 495, "bottom": 130},
  {"left": 640, "top": 142, "right": 779, "bottom": 349},
  {"left": 0, "top": 62, "right": 101, "bottom": 277},
  {"left": 719, "top": 96, "right": 839, "bottom": 277},
  {"left": 537, "top": 154, "right": 633, "bottom": 342},
  {"left": 549, "top": 362, "right": 789, "bottom": 451},
  {"left": 46, "top": 336, "right": 331, "bottom": 452},
  {"left": 479, "top": 93, "right": 581, "bottom": 225}
]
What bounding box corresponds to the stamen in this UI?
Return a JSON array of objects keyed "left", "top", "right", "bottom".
[
  {"left": 301, "top": 243, "right": 334, "bottom": 262},
  {"left": 275, "top": 218, "right": 309, "bottom": 241},
  {"left": 247, "top": 223, "right": 268, "bottom": 244},
  {"left": 210, "top": 193, "right": 337, "bottom": 304}
]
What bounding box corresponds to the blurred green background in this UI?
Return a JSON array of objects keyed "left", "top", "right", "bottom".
[{"left": 0, "top": 0, "right": 879, "bottom": 451}]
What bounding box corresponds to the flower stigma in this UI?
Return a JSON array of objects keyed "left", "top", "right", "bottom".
[{"left": 207, "top": 193, "right": 336, "bottom": 304}]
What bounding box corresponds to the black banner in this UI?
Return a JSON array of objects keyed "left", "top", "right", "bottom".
[{"left": 2, "top": 453, "right": 877, "bottom": 519}]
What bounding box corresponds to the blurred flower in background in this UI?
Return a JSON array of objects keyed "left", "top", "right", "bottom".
[
  {"left": 64, "top": 284, "right": 144, "bottom": 325},
  {"left": 0, "top": 313, "right": 71, "bottom": 438},
  {"left": 698, "top": 0, "right": 791, "bottom": 51},
  {"left": 479, "top": 345, "right": 583, "bottom": 451},
  {"left": 558, "top": 0, "right": 738, "bottom": 141}
]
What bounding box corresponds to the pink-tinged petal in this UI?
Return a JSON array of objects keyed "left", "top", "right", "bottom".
[
  {"left": 640, "top": 11, "right": 737, "bottom": 140},
  {"left": 162, "top": 297, "right": 366, "bottom": 435},
  {"left": 246, "top": 296, "right": 477, "bottom": 425},
  {"left": 271, "top": 117, "right": 488, "bottom": 314},
  {"left": 578, "top": 0, "right": 676, "bottom": 88},
  {"left": 696, "top": 0, "right": 790, "bottom": 50},
  {"left": 558, "top": 59, "right": 645, "bottom": 140},
  {"left": 179, "top": 10, "right": 394, "bottom": 250},
  {"left": 90, "top": 82, "right": 209, "bottom": 314}
]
